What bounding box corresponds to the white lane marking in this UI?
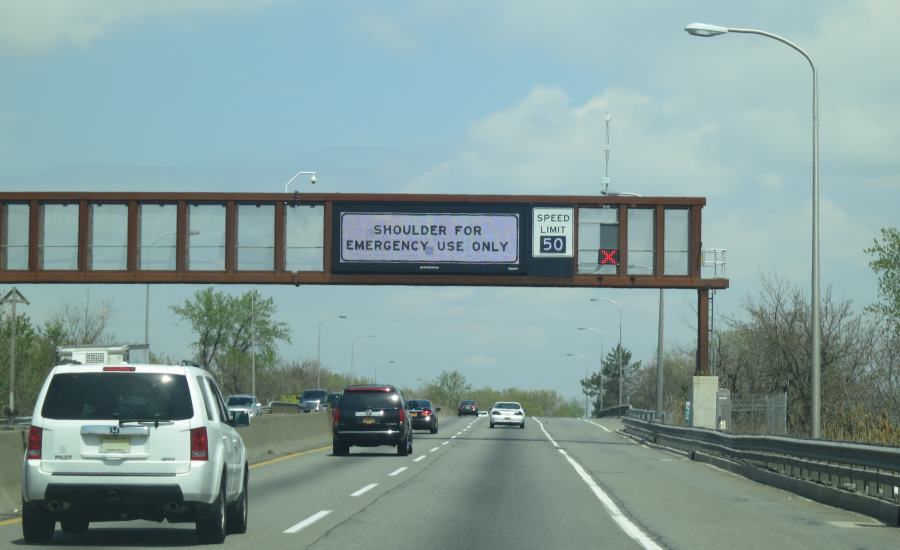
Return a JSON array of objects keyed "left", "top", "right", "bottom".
[
  {"left": 533, "top": 417, "right": 559, "bottom": 448},
  {"left": 442, "top": 441, "right": 449, "bottom": 446},
  {"left": 455, "top": 432, "right": 462, "bottom": 436},
  {"left": 414, "top": 455, "right": 426, "bottom": 463},
  {"left": 584, "top": 419, "right": 613, "bottom": 433},
  {"left": 350, "top": 483, "right": 378, "bottom": 497},
  {"left": 451, "top": 435, "right": 457, "bottom": 439},
  {"left": 284, "top": 510, "right": 332, "bottom": 534},
  {"left": 430, "top": 446, "right": 440, "bottom": 453},
  {"left": 388, "top": 467, "right": 407, "bottom": 477},
  {"left": 534, "top": 418, "right": 662, "bottom": 550}
]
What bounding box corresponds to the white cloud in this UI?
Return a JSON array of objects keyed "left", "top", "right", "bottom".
[{"left": 0, "top": 0, "right": 275, "bottom": 55}]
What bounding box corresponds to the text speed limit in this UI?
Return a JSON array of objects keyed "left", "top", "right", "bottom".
[{"left": 532, "top": 207, "right": 573, "bottom": 258}]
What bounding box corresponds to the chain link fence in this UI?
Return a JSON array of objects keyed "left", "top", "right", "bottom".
[{"left": 717, "top": 392, "right": 787, "bottom": 436}]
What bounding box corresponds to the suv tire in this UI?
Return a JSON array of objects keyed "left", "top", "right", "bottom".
[
  {"left": 196, "top": 477, "right": 227, "bottom": 544},
  {"left": 333, "top": 440, "right": 350, "bottom": 456},
  {"left": 430, "top": 425, "right": 438, "bottom": 434},
  {"left": 226, "top": 467, "right": 248, "bottom": 535},
  {"left": 397, "top": 437, "right": 410, "bottom": 456},
  {"left": 22, "top": 502, "right": 55, "bottom": 543},
  {"left": 60, "top": 516, "right": 89, "bottom": 534}
]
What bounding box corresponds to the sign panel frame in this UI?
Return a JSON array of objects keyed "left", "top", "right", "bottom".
[{"left": 331, "top": 202, "right": 528, "bottom": 275}]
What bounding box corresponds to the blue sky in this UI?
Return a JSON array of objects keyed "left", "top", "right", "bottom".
[{"left": 2, "top": 1, "right": 898, "bottom": 402}]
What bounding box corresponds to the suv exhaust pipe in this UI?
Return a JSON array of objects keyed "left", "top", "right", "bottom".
[
  {"left": 163, "top": 501, "right": 181, "bottom": 513},
  {"left": 46, "top": 500, "right": 71, "bottom": 512}
]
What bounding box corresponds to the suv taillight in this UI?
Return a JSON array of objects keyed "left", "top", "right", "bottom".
[
  {"left": 27, "top": 426, "right": 42, "bottom": 459},
  {"left": 398, "top": 407, "right": 406, "bottom": 423},
  {"left": 333, "top": 408, "right": 341, "bottom": 427},
  {"left": 190, "top": 427, "right": 208, "bottom": 460},
  {"left": 423, "top": 409, "right": 432, "bottom": 416}
]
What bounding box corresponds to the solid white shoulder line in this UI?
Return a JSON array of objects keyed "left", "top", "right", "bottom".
[{"left": 533, "top": 418, "right": 663, "bottom": 550}]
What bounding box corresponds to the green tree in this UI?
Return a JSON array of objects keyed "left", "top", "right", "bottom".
[
  {"left": 581, "top": 344, "right": 637, "bottom": 414},
  {"left": 171, "top": 288, "right": 291, "bottom": 395},
  {"left": 423, "top": 370, "right": 473, "bottom": 410},
  {"left": 865, "top": 226, "right": 900, "bottom": 328}
]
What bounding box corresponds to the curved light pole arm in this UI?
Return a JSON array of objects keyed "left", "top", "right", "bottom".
[
  {"left": 686, "top": 22, "right": 821, "bottom": 438},
  {"left": 728, "top": 26, "right": 819, "bottom": 437}
]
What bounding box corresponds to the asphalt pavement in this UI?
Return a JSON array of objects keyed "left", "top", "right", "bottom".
[{"left": 2, "top": 415, "right": 898, "bottom": 549}]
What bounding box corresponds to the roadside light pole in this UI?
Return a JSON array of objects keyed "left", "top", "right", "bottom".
[
  {"left": 591, "top": 297, "right": 624, "bottom": 405},
  {"left": 374, "top": 359, "right": 395, "bottom": 384},
  {"left": 317, "top": 314, "right": 348, "bottom": 389},
  {"left": 566, "top": 352, "right": 590, "bottom": 418},
  {"left": 577, "top": 327, "right": 603, "bottom": 414},
  {"left": 2, "top": 288, "right": 29, "bottom": 416},
  {"left": 628, "top": 265, "right": 666, "bottom": 417},
  {"left": 145, "top": 230, "right": 199, "bottom": 352},
  {"left": 350, "top": 334, "right": 375, "bottom": 380},
  {"left": 685, "top": 22, "right": 821, "bottom": 438}
]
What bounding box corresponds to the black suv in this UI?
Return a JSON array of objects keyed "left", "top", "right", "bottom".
[{"left": 332, "top": 385, "right": 412, "bottom": 456}]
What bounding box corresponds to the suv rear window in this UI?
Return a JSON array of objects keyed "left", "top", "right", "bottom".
[
  {"left": 407, "top": 400, "right": 431, "bottom": 409},
  {"left": 339, "top": 391, "right": 402, "bottom": 409},
  {"left": 301, "top": 390, "right": 328, "bottom": 400},
  {"left": 41, "top": 372, "right": 193, "bottom": 421}
]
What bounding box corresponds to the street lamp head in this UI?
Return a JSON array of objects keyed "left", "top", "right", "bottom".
[
  {"left": 338, "top": 315, "right": 348, "bottom": 319},
  {"left": 309, "top": 173, "right": 317, "bottom": 185},
  {"left": 685, "top": 23, "right": 729, "bottom": 37}
]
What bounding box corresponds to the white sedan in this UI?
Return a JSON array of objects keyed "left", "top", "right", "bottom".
[{"left": 489, "top": 401, "right": 526, "bottom": 429}]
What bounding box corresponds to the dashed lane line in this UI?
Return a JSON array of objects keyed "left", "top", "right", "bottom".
[
  {"left": 414, "top": 455, "right": 426, "bottom": 463},
  {"left": 284, "top": 510, "right": 332, "bottom": 534},
  {"left": 350, "top": 483, "right": 378, "bottom": 497},
  {"left": 429, "top": 446, "right": 440, "bottom": 453},
  {"left": 388, "top": 467, "right": 408, "bottom": 477}
]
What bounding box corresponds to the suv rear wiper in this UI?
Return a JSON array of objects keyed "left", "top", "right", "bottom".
[{"left": 118, "top": 418, "right": 172, "bottom": 428}]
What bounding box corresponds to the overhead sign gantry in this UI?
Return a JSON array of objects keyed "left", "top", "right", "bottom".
[{"left": 0, "top": 191, "right": 727, "bottom": 374}]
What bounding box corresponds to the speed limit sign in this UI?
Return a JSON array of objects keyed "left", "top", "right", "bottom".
[{"left": 532, "top": 207, "right": 573, "bottom": 258}]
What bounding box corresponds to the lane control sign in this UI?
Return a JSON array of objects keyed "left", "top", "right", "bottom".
[{"left": 532, "top": 207, "right": 574, "bottom": 258}]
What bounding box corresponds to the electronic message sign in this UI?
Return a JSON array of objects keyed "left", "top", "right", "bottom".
[{"left": 333, "top": 203, "right": 523, "bottom": 274}]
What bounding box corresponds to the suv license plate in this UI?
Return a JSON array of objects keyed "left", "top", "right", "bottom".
[
  {"left": 100, "top": 435, "right": 130, "bottom": 453},
  {"left": 362, "top": 417, "right": 376, "bottom": 425}
]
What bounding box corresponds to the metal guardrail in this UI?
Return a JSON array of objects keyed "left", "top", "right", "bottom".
[
  {"left": 595, "top": 405, "right": 632, "bottom": 418},
  {"left": 622, "top": 416, "right": 900, "bottom": 525}
]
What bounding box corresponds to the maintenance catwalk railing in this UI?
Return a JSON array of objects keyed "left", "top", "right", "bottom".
[{"left": 622, "top": 409, "right": 900, "bottom": 526}]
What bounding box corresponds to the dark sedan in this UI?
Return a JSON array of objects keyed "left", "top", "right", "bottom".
[
  {"left": 457, "top": 399, "right": 479, "bottom": 416},
  {"left": 407, "top": 399, "right": 440, "bottom": 433}
]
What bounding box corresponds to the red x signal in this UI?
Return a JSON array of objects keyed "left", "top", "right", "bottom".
[{"left": 599, "top": 249, "right": 618, "bottom": 265}]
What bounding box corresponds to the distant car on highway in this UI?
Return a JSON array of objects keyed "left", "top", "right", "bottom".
[
  {"left": 406, "top": 399, "right": 440, "bottom": 433},
  {"left": 457, "top": 400, "right": 479, "bottom": 416},
  {"left": 332, "top": 385, "right": 413, "bottom": 456},
  {"left": 226, "top": 394, "right": 261, "bottom": 417},
  {"left": 325, "top": 392, "right": 342, "bottom": 409},
  {"left": 299, "top": 389, "right": 329, "bottom": 412},
  {"left": 489, "top": 401, "right": 526, "bottom": 429}
]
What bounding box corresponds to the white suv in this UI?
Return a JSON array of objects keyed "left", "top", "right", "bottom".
[{"left": 22, "top": 363, "right": 250, "bottom": 544}]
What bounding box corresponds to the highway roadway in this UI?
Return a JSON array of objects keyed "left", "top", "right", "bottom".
[{"left": 2, "top": 415, "right": 898, "bottom": 549}]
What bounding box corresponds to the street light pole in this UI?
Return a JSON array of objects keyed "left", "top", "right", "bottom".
[
  {"left": 577, "top": 326, "right": 603, "bottom": 415},
  {"left": 2, "top": 288, "right": 29, "bottom": 416},
  {"left": 591, "top": 297, "right": 623, "bottom": 405},
  {"left": 374, "top": 359, "right": 395, "bottom": 384},
  {"left": 566, "top": 352, "right": 590, "bottom": 418},
  {"left": 350, "top": 334, "right": 375, "bottom": 380},
  {"left": 685, "top": 22, "right": 821, "bottom": 438},
  {"left": 316, "top": 314, "right": 348, "bottom": 388},
  {"left": 627, "top": 264, "right": 666, "bottom": 416}
]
